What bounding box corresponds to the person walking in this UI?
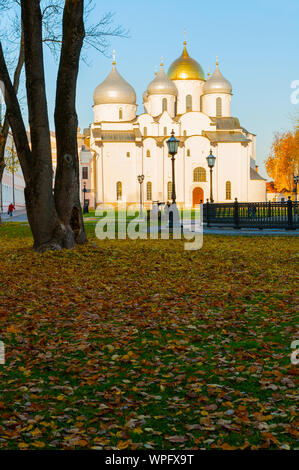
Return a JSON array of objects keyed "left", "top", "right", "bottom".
[{"left": 8, "top": 203, "right": 15, "bottom": 217}]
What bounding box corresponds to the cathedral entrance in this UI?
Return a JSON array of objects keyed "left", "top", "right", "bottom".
[{"left": 192, "top": 187, "right": 204, "bottom": 207}]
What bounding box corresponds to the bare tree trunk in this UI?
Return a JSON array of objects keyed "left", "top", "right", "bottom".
[
  {"left": 54, "top": 0, "right": 87, "bottom": 246},
  {"left": 0, "top": 0, "right": 88, "bottom": 250}
]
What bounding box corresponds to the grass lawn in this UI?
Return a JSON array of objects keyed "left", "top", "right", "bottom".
[{"left": 0, "top": 223, "right": 298, "bottom": 450}]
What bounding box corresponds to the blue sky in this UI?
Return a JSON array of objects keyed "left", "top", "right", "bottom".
[{"left": 43, "top": 0, "right": 299, "bottom": 179}]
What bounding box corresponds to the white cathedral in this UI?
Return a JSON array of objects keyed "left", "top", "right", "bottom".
[{"left": 87, "top": 42, "right": 266, "bottom": 208}]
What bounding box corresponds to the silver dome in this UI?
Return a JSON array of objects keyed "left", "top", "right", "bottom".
[
  {"left": 94, "top": 65, "right": 136, "bottom": 105},
  {"left": 203, "top": 63, "right": 232, "bottom": 95},
  {"left": 147, "top": 65, "right": 178, "bottom": 96}
]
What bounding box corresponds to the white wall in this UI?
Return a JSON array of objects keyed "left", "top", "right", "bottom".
[
  {"left": 173, "top": 80, "right": 204, "bottom": 114},
  {"left": 203, "top": 93, "right": 231, "bottom": 117},
  {"left": 94, "top": 103, "right": 137, "bottom": 122}
]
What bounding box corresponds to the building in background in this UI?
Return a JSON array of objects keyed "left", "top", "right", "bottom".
[
  {"left": 0, "top": 132, "right": 25, "bottom": 213},
  {"left": 86, "top": 42, "right": 266, "bottom": 208}
]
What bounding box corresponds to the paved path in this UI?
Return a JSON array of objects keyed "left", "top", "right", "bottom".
[{"left": 1, "top": 212, "right": 298, "bottom": 236}]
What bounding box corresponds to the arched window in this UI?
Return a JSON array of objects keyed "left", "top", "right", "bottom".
[
  {"left": 164, "top": 127, "right": 167, "bottom": 136},
  {"left": 226, "top": 181, "right": 231, "bottom": 200},
  {"left": 187, "top": 149, "right": 190, "bottom": 157},
  {"left": 193, "top": 167, "right": 206, "bottom": 182},
  {"left": 126, "top": 152, "right": 130, "bottom": 158},
  {"left": 183, "top": 130, "right": 187, "bottom": 137},
  {"left": 116, "top": 181, "right": 122, "bottom": 200},
  {"left": 146, "top": 182, "right": 152, "bottom": 200},
  {"left": 119, "top": 108, "right": 123, "bottom": 120},
  {"left": 200, "top": 95, "right": 203, "bottom": 112},
  {"left": 186, "top": 95, "right": 192, "bottom": 112},
  {"left": 167, "top": 182, "right": 172, "bottom": 201},
  {"left": 162, "top": 98, "right": 167, "bottom": 112},
  {"left": 216, "top": 97, "right": 222, "bottom": 117},
  {"left": 143, "top": 127, "right": 147, "bottom": 137},
  {"left": 146, "top": 149, "right": 151, "bottom": 158}
]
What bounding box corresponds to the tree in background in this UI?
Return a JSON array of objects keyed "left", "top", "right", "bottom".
[
  {"left": 5, "top": 143, "right": 20, "bottom": 206},
  {"left": 265, "top": 129, "right": 299, "bottom": 193}
]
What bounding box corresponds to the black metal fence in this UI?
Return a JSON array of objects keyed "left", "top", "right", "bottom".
[{"left": 204, "top": 197, "right": 298, "bottom": 230}]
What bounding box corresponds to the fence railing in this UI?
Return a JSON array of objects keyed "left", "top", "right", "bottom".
[{"left": 204, "top": 197, "right": 298, "bottom": 230}]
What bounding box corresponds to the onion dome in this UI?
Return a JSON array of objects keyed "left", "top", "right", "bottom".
[
  {"left": 147, "top": 60, "right": 178, "bottom": 96},
  {"left": 167, "top": 42, "right": 205, "bottom": 81},
  {"left": 203, "top": 59, "right": 232, "bottom": 94},
  {"left": 93, "top": 55, "right": 136, "bottom": 105}
]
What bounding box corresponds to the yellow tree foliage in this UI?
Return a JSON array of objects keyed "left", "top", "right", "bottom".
[
  {"left": 4, "top": 145, "right": 20, "bottom": 175},
  {"left": 265, "top": 129, "right": 299, "bottom": 192}
]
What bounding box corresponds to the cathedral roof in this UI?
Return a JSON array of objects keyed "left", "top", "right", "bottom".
[
  {"left": 93, "top": 60, "right": 136, "bottom": 106},
  {"left": 203, "top": 61, "right": 232, "bottom": 94},
  {"left": 146, "top": 62, "right": 178, "bottom": 96},
  {"left": 167, "top": 42, "right": 205, "bottom": 81}
]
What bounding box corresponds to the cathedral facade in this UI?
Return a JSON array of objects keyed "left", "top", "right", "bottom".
[{"left": 86, "top": 42, "right": 266, "bottom": 208}]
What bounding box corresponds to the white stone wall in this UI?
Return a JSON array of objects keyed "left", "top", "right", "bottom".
[
  {"left": 173, "top": 80, "right": 205, "bottom": 114},
  {"left": 145, "top": 94, "right": 176, "bottom": 118},
  {"left": 94, "top": 103, "right": 137, "bottom": 122},
  {"left": 202, "top": 93, "right": 231, "bottom": 117}
]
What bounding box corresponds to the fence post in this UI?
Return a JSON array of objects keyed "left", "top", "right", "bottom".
[
  {"left": 234, "top": 198, "right": 240, "bottom": 229},
  {"left": 286, "top": 196, "right": 294, "bottom": 230},
  {"left": 206, "top": 199, "right": 210, "bottom": 227}
]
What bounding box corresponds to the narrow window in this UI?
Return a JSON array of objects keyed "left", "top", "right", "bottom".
[
  {"left": 167, "top": 181, "right": 172, "bottom": 201},
  {"left": 186, "top": 95, "right": 192, "bottom": 112},
  {"left": 143, "top": 127, "right": 147, "bottom": 137},
  {"left": 187, "top": 149, "right": 190, "bottom": 157},
  {"left": 216, "top": 97, "right": 222, "bottom": 117},
  {"left": 116, "top": 181, "right": 122, "bottom": 200},
  {"left": 164, "top": 127, "right": 167, "bottom": 136},
  {"left": 162, "top": 98, "right": 167, "bottom": 112},
  {"left": 226, "top": 181, "right": 231, "bottom": 200},
  {"left": 146, "top": 149, "right": 151, "bottom": 158},
  {"left": 193, "top": 167, "right": 206, "bottom": 182},
  {"left": 126, "top": 152, "right": 130, "bottom": 158},
  {"left": 183, "top": 130, "right": 187, "bottom": 137},
  {"left": 82, "top": 167, "right": 88, "bottom": 180},
  {"left": 146, "top": 182, "right": 152, "bottom": 201},
  {"left": 119, "top": 108, "right": 123, "bottom": 120},
  {"left": 200, "top": 95, "right": 203, "bottom": 112}
]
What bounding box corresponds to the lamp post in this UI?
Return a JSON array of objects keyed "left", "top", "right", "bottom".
[
  {"left": 206, "top": 150, "right": 216, "bottom": 203},
  {"left": 137, "top": 174, "right": 144, "bottom": 217},
  {"left": 293, "top": 175, "right": 299, "bottom": 203},
  {"left": 166, "top": 130, "right": 180, "bottom": 205},
  {"left": 82, "top": 182, "right": 87, "bottom": 208}
]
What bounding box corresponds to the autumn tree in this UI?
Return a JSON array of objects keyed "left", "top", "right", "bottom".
[{"left": 265, "top": 129, "right": 299, "bottom": 192}]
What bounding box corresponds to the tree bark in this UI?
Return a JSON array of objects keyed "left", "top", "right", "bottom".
[
  {"left": 54, "top": 0, "right": 87, "bottom": 246},
  {"left": 0, "top": 0, "right": 88, "bottom": 251}
]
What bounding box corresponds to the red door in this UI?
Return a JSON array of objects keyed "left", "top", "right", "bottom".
[{"left": 192, "top": 187, "right": 204, "bottom": 207}]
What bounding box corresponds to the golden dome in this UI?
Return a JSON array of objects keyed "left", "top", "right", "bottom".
[
  {"left": 167, "top": 42, "right": 205, "bottom": 81},
  {"left": 93, "top": 63, "right": 136, "bottom": 105}
]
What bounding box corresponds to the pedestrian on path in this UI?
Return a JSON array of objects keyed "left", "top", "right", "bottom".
[{"left": 8, "top": 203, "right": 15, "bottom": 217}]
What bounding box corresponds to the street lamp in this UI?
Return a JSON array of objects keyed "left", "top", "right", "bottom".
[
  {"left": 293, "top": 175, "right": 299, "bottom": 203},
  {"left": 166, "top": 130, "right": 180, "bottom": 205},
  {"left": 206, "top": 150, "right": 216, "bottom": 203},
  {"left": 82, "top": 182, "right": 87, "bottom": 212},
  {"left": 137, "top": 174, "right": 144, "bottom": 217}
]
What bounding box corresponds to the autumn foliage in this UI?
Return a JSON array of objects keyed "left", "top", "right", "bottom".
[
  {"left": 0, "top": 224, "right": 298, "bottom": 450},
  {"left": 266, "top": 129, "right": 299, "bottom": 192}
]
